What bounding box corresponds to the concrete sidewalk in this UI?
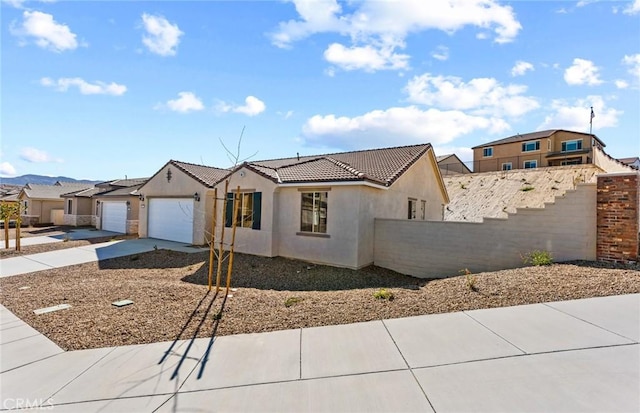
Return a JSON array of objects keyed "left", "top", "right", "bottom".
[
  {"left": 0, "top": 229, "right": 120, "bottom": 250},
  {"left": 1, "top": 294, "right": 638, "bottom": 412},
  {"left": 0, "top": 238, "right": 206, "bottom": 278}
]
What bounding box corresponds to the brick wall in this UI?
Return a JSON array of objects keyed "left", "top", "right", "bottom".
[{"left": 596, "top": 172, "right": 640, "bottom": 263}]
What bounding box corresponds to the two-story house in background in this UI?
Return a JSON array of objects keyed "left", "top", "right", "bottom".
[{"left": 472, "top": 129, "right": 606, "bottom": 172}]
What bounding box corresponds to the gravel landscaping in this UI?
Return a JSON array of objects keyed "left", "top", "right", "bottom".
[{"left": 1, "top": 248, "right": 638, "bottom": 351}]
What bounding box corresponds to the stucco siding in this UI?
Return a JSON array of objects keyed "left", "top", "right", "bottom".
[
  {"left": 138, "top": 164, "right": 209, "bottom": 244},
  {"left": 374, "top": 183, "right": 596, "bottom": 278},
  {"left": 214, "top": 167, "right": 278, "bottom": 257}
]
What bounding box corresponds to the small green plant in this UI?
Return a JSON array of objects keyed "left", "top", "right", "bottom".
[
  {"left": 460, "top": 268, "right": 478, "bottom": 292},
  {"left": 522, "top": 250, "right": 553, "bottom": 266},
  {"left": 62, "top": 234, "right": 71, "bottom": 242},
  {"left": 460, "top": 183, "right": 467, "bottom": 189},
  {"left": 373, "top": 288, "right": 394, "bottom": 300},
  {"left": 284, "top": 296, "right": 303, "bottom": 307},
  {"left": 130, "top": 255, "right": 139, "bottom": 261},
  {"left": 521, "top": 186, "right": 535, "bottom": 192},
  {"left": 213, "top": 311, "right": 223, "bottom": 320}
]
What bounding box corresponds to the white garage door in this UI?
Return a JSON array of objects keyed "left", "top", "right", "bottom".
[
  {"left": 148, "top": 198, "right": 194, "bottom": 244},
  {"left": 102, "top": 202, "right": 127, "bottom": 233}
]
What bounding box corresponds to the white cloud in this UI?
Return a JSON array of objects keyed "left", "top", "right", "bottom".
[
  {"left": 301, "top": 106, "right": 509, "bottom": 149},
  {"left": 217, "top": 96, "right": 266, "bottom": 116},
  {"left": 564, "top": 58, "right": 603, "bottom": 86},
  {"left": 271, "top": 0, "right": 521, "bottom": 72},
  {"left": 277, "top": 110, "right": 294, "bottom": 120},
  {"left": 622, "top": 54, "right": 640, "bottom": 81},
  {"left": 0, "top": 162, "right": 17, "bottom": 177},
  {"left": 624, "top": 0, "right": 640, "bottom": 14},
  {"left": 615, "top": 79, "right": 629, "bottom": 89},
  {"left": 40, "top": 77, "right": 127, "bottom": 95},
  {"left": 20, "top": 147, "right": 61, "bottom": 163},
  {"left": 158, "top": 92, "right": 204, "bottom": 113},
  {"left": 431, "top": 45, "right": 449, "bottom": 61},
  {"left": 10, "top": 10, "right": 78, "bottom": 52},
  {"left": 324, "top": 41, "right": 409, "bottom": 72},
  {"left": 141, "top": 13, "right": 183, "bottom": 56},
  {"left": 511, "top": 60, "right": 534, "bottom": 76},
  {"left": 3, "top": 0, "right": 57, "bottom": 10},
  {"left": 405, "top": 73, "right": 539, "bottom": 118},
  {"left": 538, "top": 96, "right": 622, "bottom": 131}
]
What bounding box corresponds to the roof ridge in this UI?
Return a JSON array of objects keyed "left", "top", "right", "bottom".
[
  {"left": 324, "top": 156, "right": 365, "bottom": 179},
  {"left": 253, "top": 143, "right": 430, "bottom": 164},
  {"left": 385, "top": 144, "right": 431, "bottom": 185}
]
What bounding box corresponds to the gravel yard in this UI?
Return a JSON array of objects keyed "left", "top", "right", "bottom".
[{"left": 1, "top": 249, "right": 638, "bottom": 351}]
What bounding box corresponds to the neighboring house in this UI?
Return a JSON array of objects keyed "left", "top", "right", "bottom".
[
  {"left": 19, "top": 182, "right": 94, "bottom": 226},
  {"left": 0, "top": 186, "right": 21, "bottom": 204},
  {"left": 472, "top": 129, "right": 606, "bottom": 173},
  {"left": 436, "top": 154, "right": 472, "bottom": 176},
  {"left": 93, "top": 184, "right": 144, "bottom": 234},
  {"left": 61, "top": 187, "right": 102, "bottom": 227},
  {"left": 618, "top": 157, "right": 640, "bottom": 170},
  {"left": 138, "top": 143, "right": 449, "bottom": 269}
]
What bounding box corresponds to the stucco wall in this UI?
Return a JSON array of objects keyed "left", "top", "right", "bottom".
[
  {"left": 593, "top": 146, "right": 635, "bottom": 173},
  {"left": 22, "top": 199, "right": 64, "bottom": 223},
  {"left": 214, "top": 166, "right": 278, "bottom": 257},
  {"left": 374, "top": 183, "right": 596, "bottom": 278},
  {"left": 137, "top": 163, "right": 209, "bottom": 244}
]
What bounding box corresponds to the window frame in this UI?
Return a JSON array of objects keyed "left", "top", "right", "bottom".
[
  {"left": 523, "top": 160, "right": 538, "bottom": 169},
  {"left": 561, "top": 139, "right": 583, "bottom": 152},
  {"left": 66, "top": 199, "right": 73, "bottom": 214},
  {"left": 408, "top": 198, "right": 417, "bottom": 220},
  {"left": 300, "top": 191, "right": 328, "bottom": 234},
  {"left": 225, "top": 191, "right": 262, "bottom": 230},
  {"left": 501, "top": 162, "right": 512, "bottom": 171},
  {"left": 483, "top": 147, "right": 493, "bottom": 158},
  {"left": 521, "top": 140, "right": 540, "bottom": 152},
  {"left": 420, "top": 200, "right": 426, "bottom": 220}
]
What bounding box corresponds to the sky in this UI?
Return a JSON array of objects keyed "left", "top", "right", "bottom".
[{"left": 1, "top": 0, "right": 639, "bottom": 181}]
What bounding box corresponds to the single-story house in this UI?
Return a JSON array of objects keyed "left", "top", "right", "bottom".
[
  {"left": 61, "top": 178, "right": 147, "bottom": 232},
  {"left": 19, "top": 182, "right": 94, "bottom": 226},
  {"left": 139, "top": 143, "right": 449, "bottom": 269},
  {"left": 436, "top": 154, "right": 472, "bottom": 176},
  {"left": 93, "top": 183, "right": 145, "bottom": 234}
]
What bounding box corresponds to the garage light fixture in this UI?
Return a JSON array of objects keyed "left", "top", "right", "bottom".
[
  {"left": 138, "top": 194, "right": 145, "bottom": 201},
  {"left": 194, "top": 192, "right": 200, "bottom": 202}
]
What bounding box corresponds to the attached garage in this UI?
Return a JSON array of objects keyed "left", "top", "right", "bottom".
[
  {"left": 101, "top": 202, "right": 127, "bottom": 233},
  {"left": 148, "top": 198, "right": 194, "bottom": 244}
]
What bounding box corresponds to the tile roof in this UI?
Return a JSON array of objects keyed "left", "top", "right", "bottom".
[
  {"left": 97, "top": 178, "right": 148, "bottom": 188},
  {"left": 472, "top": 129, "right": 604, "bottom": 149},
  {"left": 62, "top": 187, "right": 102, "bottom": 198},
  {"left": 247, "top": 143, "right": 431, "bottom": 186},
  {"left": 95, "top": 184, "right": 143, "bottom": 197},
  {"left": 170, "top": 160, "right": 231, "bottom": 187},
  {"left": 22, "top": 183, "right": 94, "bottom": 200}
]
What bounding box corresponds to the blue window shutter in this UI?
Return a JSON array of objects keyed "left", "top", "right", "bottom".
[
  {"left": 252, "top": 192, "right": 262, "bottom": 230},
  {"left": 225, "top": 192, "right": 233, "bottom": 227}
]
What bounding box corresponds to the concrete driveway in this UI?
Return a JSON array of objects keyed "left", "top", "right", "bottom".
[
  {"left": 0, "top": 238, "right": 205, "bottom": 278},
  {"left": 1, "top": 294, "right": 638, "bottom": 412},
  {"left": 0, "top": 229, "right": 120, "bottom": 250}
]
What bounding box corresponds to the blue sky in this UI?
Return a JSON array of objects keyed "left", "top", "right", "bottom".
[{"left": 1, "top": 0, "right": 639, "bottom": 180}]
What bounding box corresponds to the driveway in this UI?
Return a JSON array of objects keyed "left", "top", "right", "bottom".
[
  {"left": 1, "top": 294, "right": 638, "bottom": 412},
  {"left": 0, "top": 238, "right": 205, "bottom": 278}
]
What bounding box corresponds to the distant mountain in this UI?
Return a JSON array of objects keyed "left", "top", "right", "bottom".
[{"left": 0, "top": 174, "right": 102, "bottom": 186}]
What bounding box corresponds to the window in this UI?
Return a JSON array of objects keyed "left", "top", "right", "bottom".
[
  {"left": 561, "top": 159, "right": 582, "bottom": 166},
  {"left": 300, "top": 192, "right": 327, "bottom": 233},
  {"left": 23, "top": 200, "right": 28, "bottom": 212},
  {"left": 483, "top": 147, "right": 493, "bottom": 157},
  {"left": 408, "top": 198, "right": 417, "bottom": 220},
  {"left": 502, "top": 162, "right": 512, "bottom": 171},
  {"left": 524, "top": 160, "right": 537, "bottom": 169},
  {"left": 561, "top": 139, "right": 582, "bottom": 152},
  {"left": 225, "top": 192, "right": 262, "bottom": 230},
  {"left": 522, "top": 141, "right": 540, "bottom": 152},
  {"left": 420, "top": 200, "right": 426, "bottom": 220},
  {"left": 66, "top": 199, "right": 73, "bottom": 214}
]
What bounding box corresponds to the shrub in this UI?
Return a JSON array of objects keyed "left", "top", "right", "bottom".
[
  {"left": 284, "top": 296, "right": 303, "bottom": 307},
  {"left": 522, "top": 250, "right": 553, "bottom": 266},
  {"left": 373, "top": 288, "right": 394, "bottom": 300},
  {"left": 521, "top": 186, "right": 535, "bottom": 192},
  {"left": 460, "top": 268, "right": 478, "bottom": 292}
]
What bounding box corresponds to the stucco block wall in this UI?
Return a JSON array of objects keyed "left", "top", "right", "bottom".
[
  {"left": 126, "top": 220, "right": 139, "bottom": 235},
  {"left": 596, "top": 172, "right": 639, "bottom": 263},
  {"left": 23, "top": 200, "right": 64, "bottom": 224},
  {"left": 374, "top": 183, "right": 596, "bottom": 278}
]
